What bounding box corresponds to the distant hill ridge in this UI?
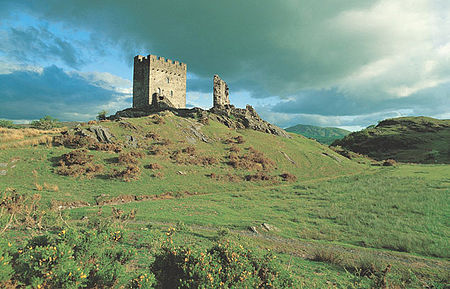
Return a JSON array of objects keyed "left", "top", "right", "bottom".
[
  {"left": 285, "top": 124, "right": 350, "bottom": 145},
  {"left": 332, "top": 116, "right": 450, "bottom": 164}
]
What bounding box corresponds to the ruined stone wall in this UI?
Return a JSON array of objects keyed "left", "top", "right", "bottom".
[
  {"left": 213, "top": 74, "right": 230, "bottom": 108},
  {"left": 133, "top": 55, "right": 187, "bottom": 109}
]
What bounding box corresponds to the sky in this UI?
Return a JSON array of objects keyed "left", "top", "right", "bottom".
[{"left": 0, "top": 0, "right": 449, "bottom": 130}]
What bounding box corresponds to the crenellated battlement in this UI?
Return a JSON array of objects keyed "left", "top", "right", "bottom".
[
  {"left": 135, "top": 54, "right": 187, "bottom": 73},
  {"left": 133, "top": 53, "right": 187, "bottom": 109}
]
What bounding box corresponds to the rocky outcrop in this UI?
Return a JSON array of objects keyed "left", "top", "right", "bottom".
[
  {"left": 109, "top": 105, "right": 290, "bottom": 138},
  {"left": 209, "top": 105, "right": 290, "bottom": 138}
]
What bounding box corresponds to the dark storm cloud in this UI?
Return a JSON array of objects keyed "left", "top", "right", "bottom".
[
  {"left": 0, "top": 0, "right": 448, "bottom": 122},
  {"left": 0, "top": 66, "right": 129, "bottom": 120},
  {"left": 0, "top": 0, "right": 376, "bottom": 96},
  {"left": 0, "top": 26, "right": 84, "bottom": 69}
]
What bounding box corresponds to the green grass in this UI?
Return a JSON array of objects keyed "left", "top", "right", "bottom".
[{"left": 0, "top": 114, "right": 448, "bottom": 288}]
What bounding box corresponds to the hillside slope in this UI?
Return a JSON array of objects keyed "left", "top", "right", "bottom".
[
  {"left": 285, "top": 124, "right": 350, "bottom": 144},
  {"left": 332, "top": 116, "right": 450, "bottom": 163},
  {"left": 0, "top": 111, "right": 363, "bottom": 203}
]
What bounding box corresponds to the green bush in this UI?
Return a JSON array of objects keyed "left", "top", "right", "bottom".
[
  {"left": 97, "top": 110, "right": 108, "bottom": 121},
  {"left": 0, "top": 238, "right": 15, "bottom": 284},
  {"left": 31, "top": 115, "right": 60, "bottom": 130},
  {"left": 0, "top": 119, "right": 15, "bottom": 128},
  {"left": 151, "top": 235, "right": 294, "bottom": 288},
  {"left": 13, "top": 227, "right": 134, "bottom": 288}
]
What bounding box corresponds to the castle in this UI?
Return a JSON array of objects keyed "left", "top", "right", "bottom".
[
  {"left": 133, "top": 54, "right": 230, "bottom": 109},
  {"left": 114, "top": 54, "right": 288, "bottom": 138},
  {"left": 133, "top": 55, "right": 187, "bottom": 109}
]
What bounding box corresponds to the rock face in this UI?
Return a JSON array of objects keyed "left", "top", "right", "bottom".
[
  {"left": 84, "top": 126, "right": 115, "bottom": 143},
  {"left": 213, "top": 74, "right": 230, "bottom": 108},
  {"left": 209, "top": 105, "right": 290, "bottom": 138},
  {"left": 109, "top": 105, "right": 290, "bottom": 138}
]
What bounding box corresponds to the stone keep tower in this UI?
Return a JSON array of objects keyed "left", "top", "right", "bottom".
[{"left": 133, "top": 54, "right": 187, "bottom": 109}]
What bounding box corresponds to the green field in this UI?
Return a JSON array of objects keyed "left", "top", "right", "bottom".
[{"left": 0, "top": 114, "right": 448, "bottom": 288}]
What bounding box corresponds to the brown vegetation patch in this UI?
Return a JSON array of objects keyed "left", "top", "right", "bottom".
[
  {"left": 117, "top": 151, "right": 144, "bottom": 165},
  {"left": 224, "top": 135, "right": 245, "bottom": 144},
  {"left": 145, "top": 132, "right": 161, "bottom": 141},
  {"left": 96, "top": 191, "right": 198, "bottom": 206},
  {"left": 0, "top": 188, "right": 44, "bottom": 231},
  {"left": 245, "top": 172, "right": 274, "bottom": 182},
  {"left": 111, "top": 164, "right": 141, "bottom": 182},
  {"left": 280, "top": 172, "right": 297, "bottom": 182},
  {"left": 229, "top": 145, "right": 241, "bottom": 153},
  {"left": 51, "top": 200, "right": 90, "bottom": 210},
  {"left": 383, "top": 159, "right": 397, "bottom": 166},
  {"left": 145, "top": 163, "right": 162, "bottom": 170},
  {"left": 54, "top": 133, "right": 122, "bottom": 152},
  {"left": 228, "top": 147, "right": 274, "bottom": 171},
  {"left": 56, "top": 149, "right": 103, "bottom": 178}
]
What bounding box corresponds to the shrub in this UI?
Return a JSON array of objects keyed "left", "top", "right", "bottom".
[
  {"left": 229, "top": 145, "right": 241, "bottom": 153},
  {"left": 97, "top": 110, "right": 108, "bottom": 121},
  {"left": 280, "top": 172, "right": 297, "bottom": 182},
  {"left": 0, "top": 238, "right": 15, "bottom": 283},
  {"left": 151, "top": 237, "right": 294, "bottom": 288},
  {"left": 31, "top": 116, "right": 60, "bottom": 130},
  {"left": 118, "top": 152, "right": 139, "bottom": 165},
  {"left": 111, "top": 164, "right": 141, "bottom": 182},
  {"left": 228, "top": 148, "right": 274, "bottom": 171},
  {"left": 0, "top": 188, "right": 45, "bottom": 231},
  {"left": 199, "top": 156, "right": 218, "bottom": 166},
  {"left": 383, "top": 159, "right": 397, "bottom": 166},
  {"left": 0, "top": 120, "right": 15, "bottom": 128},
  {"left": 145, "top": 132, "right": 160, "bottom": 141},
  {"left": 56, "top": 149, "right": 103, "bottom": 178},
  {"left": 145, "top": 163, "right": 162, "bottom": 170},
  {"left": 182, "top": 146, "right": 196, "bottom": 155},
  {"left": 13, "top": 228, "right": 134, "bottom": 288},
  {"left": 53, "top": 133, "right": 96, "bottom": 149},
  {"left": 245, "top": 172, "right": 274, "bottom": 182}
]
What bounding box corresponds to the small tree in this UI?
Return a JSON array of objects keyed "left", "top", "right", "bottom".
[
  {"left": 31, "top": 115, "right": 60, "bottom": 129},
  {"left": 97, "top": 110, "right": 108, "bottom": 121}
]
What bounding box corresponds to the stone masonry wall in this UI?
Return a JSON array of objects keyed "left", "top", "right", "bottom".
[
  {"left": 133, "top": 55, "right": 187, "bottom": 109},
  {"left": 213, "top": 74, "right": 230, "bottom": 108}
]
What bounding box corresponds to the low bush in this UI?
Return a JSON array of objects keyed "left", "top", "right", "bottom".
[
  {"left": 229, "top": 145, "right": 241, "bottom": 153},
  {"left": 280, "top": 172, "right": 297, "bottom": 182},
  {"left": 228, "top": 148, "right": 274, "bottom": 171},
  {"left": 145, "top": 163, "right": 162, "bottom": 170},
  {"left": 0, "top": 120, "right": 15, "bottom": 129},
  {"left": 383, "top": 159, "right": 397, "bottom": 166},
  {"left": 245, "top": 172, "right": 274, "bottom": 182},
  {"left": 56, "top": 149, "right": 103, "bottom": 178},
  {"left": 181, "top": 146, "right": 196, "bottom": 155},
  {"left": 12, "top": 228, "right": 134, "bottom": 288},
  {"left": 31, "top": 116, "right": 60, "bottom": 130},
  {"left": 151, "top": 236, "right": 294, "bottom": 288},
  {"left": 111, "top": 164, "right": 141, "bottom": 182}
]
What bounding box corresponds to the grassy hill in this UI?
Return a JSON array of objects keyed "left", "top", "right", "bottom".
[
  {"left": 332, "top": 116, "right": 450, "bottom": 163},
  {"left": 285, "top": 124, "right": 350, "bottom": 145},
  {"left": 0, "top": 113, "right": 448, "bottom": 288}
]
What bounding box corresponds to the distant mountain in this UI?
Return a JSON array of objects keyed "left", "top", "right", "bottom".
[
  {"left": 332, "top": 116, "right": 450, "bottom": 164},
  {"left": 285, "top": 124, "right": 350, "bottom": 145}
]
